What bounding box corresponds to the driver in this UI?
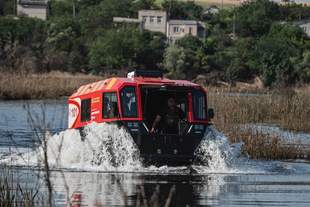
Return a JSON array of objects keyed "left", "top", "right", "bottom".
[{"left": 150, "top": 97, "right": 185, "bottom": 134}]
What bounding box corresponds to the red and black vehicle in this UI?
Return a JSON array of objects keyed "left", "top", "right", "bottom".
[{"left": 68, "top": 70, "right": 214, "bottom": 165}]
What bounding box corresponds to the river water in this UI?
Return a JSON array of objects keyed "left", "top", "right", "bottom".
[{"left": 1, "top": 100, "right": 310, "bottom": 206}]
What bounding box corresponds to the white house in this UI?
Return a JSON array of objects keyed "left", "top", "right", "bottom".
[{"left": 17, "top": 0, "right": 49, "bottom": 20}]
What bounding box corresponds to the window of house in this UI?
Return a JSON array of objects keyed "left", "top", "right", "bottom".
[
  {"left": 173, "top": 26, "right": 179, "bottom": 33},
  {"left": 189, "top": 27, "right": 192, "bottom": 34},
  {"left": 150, "top": 16, "right": 155, "bottom": 23},
  {"left": 81, "top": 98, "right": 91, "bottom": 122},
  {"left": 157, "top": 16, "right": 162, "bottom": 24},
  {"left": 120, "top": 86, "right": 138, "bottom": 118},
  {"left": 103, "top": 92, "right": 119, "bottom": 119},
  {"left": 192, "top": 90, "right": 206, "bottom": 120},
  {"left": 142, "top": 16, "right": 147, "bottom": 23}
]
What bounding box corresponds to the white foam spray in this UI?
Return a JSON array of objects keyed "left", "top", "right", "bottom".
[
  {"left": 0, "top": 122, "right": 271, "bottom": 174},
  {"left": 1, "top": 123, "right": 142, "bottom": 171},
  {"left": 194, "top": 125, "right": 243, "bottom": 173}
]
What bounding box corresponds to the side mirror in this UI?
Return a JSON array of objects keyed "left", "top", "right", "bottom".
[{"left": 208, "top": 108, "right": 214, "bottom": 120}]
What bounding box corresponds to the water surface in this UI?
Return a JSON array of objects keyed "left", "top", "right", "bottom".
[{"left": 1, "top": 100, "right": 310, "bottom": 207}]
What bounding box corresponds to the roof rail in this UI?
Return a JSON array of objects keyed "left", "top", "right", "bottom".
[{"left": 127, "top": 69, "right": 163, "bottom": 78}]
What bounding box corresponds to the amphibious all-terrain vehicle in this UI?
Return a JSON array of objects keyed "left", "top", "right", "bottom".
[{"left": 68, "top": 70, "right": 214, "bottom": 165}]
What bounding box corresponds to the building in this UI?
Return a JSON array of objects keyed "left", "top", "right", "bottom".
[
  {"left": 113, "top": 10, "right": 206, "bottom": 43},
  {"left": 17, "top": 0, "right": 48, "bottom": 20},
  {"left": 167, "top": 20, "right": 206, "bottom": 43},
  {"left": 294, "top": 19, "right": 310, "bottom": 37},
  {"left": 138, "top": 10, "right": 167, "bottom": 34}
]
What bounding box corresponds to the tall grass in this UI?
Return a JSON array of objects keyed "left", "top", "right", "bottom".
[
  {"left": 0, "top": 72, "right": 102, "bottom": 100},
  {"left": 0, "top": 168, "right": 44, "bottom": 207},
  {"left": 208, "top": 91, "right": 310, "bottom": 160},
  {"left": 222, "top": 125, "right": 308, "bottom": 160},
  {"left": 209, "top": 91, "right": 310, "bottom": 132}
]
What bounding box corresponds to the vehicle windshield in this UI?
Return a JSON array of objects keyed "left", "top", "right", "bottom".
[{"left": 141, "top": 86, "right": 189, "bottom": 133}]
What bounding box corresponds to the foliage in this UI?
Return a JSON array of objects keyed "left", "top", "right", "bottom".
[
  {"left": 164, "top": 44, "right": 186, "bottom": 78},
  {"left": 78, "top": 0, "right": 134, "bottom": 38},
  {"left": 247, "top": 23, "right": 307, "bottom": 86},
  {"left": 131, "top": 0, "right": 159, "bottom": 11},
  {"left": 2, "top": 0, "right": 15, "bottom": 15},
  {"left": 49, "top": 0, "right": 73, "bottom": 18},
  {"left": 89, "top": 26, "right": 165, "bottom": 72},
  {"left": 135, "top": 31, "right": 167, "bottom": 70},
  {"left": 0, "top": 0, "right": 309, "bottom": 87},
  {"left": 235, "top": 0, "right": 280, "bottom": 37},
  {"left": 279, "top": 3, "right": 310, "bottom": 21},
  {"left": 294, "top": 51, "right": 310, "bottom": 83},
  {"left": 165, "top": 35, "right": 208, "bottom": 79},
  {"left": 161, "top": 0, "right": 203, "bottom": 20}
]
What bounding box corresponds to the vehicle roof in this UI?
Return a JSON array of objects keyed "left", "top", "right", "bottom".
[{"left": 70, "top": 77, "right": 200, "bottom": 98}]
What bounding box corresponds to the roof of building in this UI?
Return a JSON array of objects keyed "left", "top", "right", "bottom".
[
  {"left": 113, "top": 17, "right": 141, "bottom": 23},
  {"left": 19, "top": 0, "right": 48, "bottom": 6},
  {"left": 138, "top": 10, "right": 167, "bottom": 14},
  {"left": 168, "top": 20, "right": 198, "bottom": 25}
]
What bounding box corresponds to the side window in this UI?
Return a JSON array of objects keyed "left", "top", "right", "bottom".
[
  {"left": 120, "top": 86, "right": 138, "bottom": 118},
  {"left": 81, "top": 98, "right": 91, "bottom": 122},
  {"left": 177, "top": 98, "right": 188, "bottom": 120},
  {"left": 193, "top": 90, "right": 206, "bottom": 120},
  {"left": 103, "top": 93, "right": 119, "bottom": 119}
]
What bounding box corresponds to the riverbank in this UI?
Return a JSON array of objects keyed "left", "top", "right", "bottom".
[{"left": 0, "top": 72, "right": 102, "bottom": 100}]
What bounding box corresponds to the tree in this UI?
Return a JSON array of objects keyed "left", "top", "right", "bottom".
[
  {"left": 249, "top": 36, "right": 299, "bottom": 86},
  {"left": 131, "top": 0, "right": 158, "bottom": 12},
  {"left": 279, "top": 3, "right": 310, "bottom": 21},
  {"left": 268, "top": 23, "right": 307, "bottom": 46},
  {"left": 164, "top": 36, "right": 209, "bottom": 79},
  {"left": 294, "top": 51, "right": 310, "bottom": 83},
  {"left": 175, "top": 35, "right": 204, "bottom": 51},
  {"left": 49, "top": 0, "right": 73, "bottom": 18},
  {"left": 235, "top": 0, "right": 280, "bottom": 37},
  {"left": 0, "top": 17, "right": 46, "bottom": 71},
  {"left": 163, "top": 45, "right": 186, "bottom": 78},
  {"left": 135, "top": 31, "right": 167, "bottom": 70},
  {"left": 89, "top": 26, "right": 143, "bottom": 72},
  {"left": 161, "top": 0, "right": 203, "bottom": 20},
  {"left": 46, "top": 16, "right": 80, "bottom": 53},
  {"left": 78, "top": 0, "right": 134, "bottom": 39}
]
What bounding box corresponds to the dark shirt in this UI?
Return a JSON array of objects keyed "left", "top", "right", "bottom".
[{"left": 160, "top": 107, "right": 185, "bottom": 133}]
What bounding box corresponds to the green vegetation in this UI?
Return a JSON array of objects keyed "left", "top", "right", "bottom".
[{"left": 0, "top": 0, "right": 309, "bottom": 87}]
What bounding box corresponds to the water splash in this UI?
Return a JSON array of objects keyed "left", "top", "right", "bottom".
[
  {"left": 194, "top": 125, "right": 243, "bottom": 173},
  {"left": 0, "top": 122, "right": 277, "bottom": 174},
  {"left": 1, "top": 123, "right": 142, "bottom": 171}
]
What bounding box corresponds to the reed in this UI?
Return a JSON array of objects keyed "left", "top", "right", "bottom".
[
  {"left": 0, "top": 168, "right": 43, "bottom": 207},
  {"left": 208, "top": 91, "right": 310, "bottom": 160},
  {"left": 209, "top": 91, "right": 310, "bottom": 132},
  {"left": 0, "top": 71, "right": 102, "bottom": 100},
  {"left": 221, "top": 124, "right": 306, "bottom": 160}
]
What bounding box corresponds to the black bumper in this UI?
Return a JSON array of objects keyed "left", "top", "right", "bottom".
[{"left": 131, "top": 133, "right": 204, "bottom": 166}]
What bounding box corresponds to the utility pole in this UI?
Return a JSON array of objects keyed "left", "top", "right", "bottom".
[
  {"left": 0, "top": 0, "right": 3, "bottom": 16},
  {"left": 13, "top": 0, "right": 16, "bottom": 15},
  {"left": 72, "top": 0, "right": 76, "bottom": 17},
  {"left": 168, "top": 0, "right": 172, "bottom": 19},
  {"left": 233, "top": 5, "right": 236, "bottom": 38}
]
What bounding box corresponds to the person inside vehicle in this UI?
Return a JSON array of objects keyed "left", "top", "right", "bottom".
[{"left": 150, "top": 97, "right": 185, "bottom": 134}]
